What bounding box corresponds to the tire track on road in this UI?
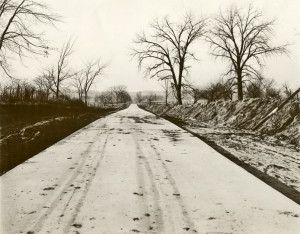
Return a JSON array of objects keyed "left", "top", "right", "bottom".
[
  {"left": 133, "top": 133, "right": 164, "bottom": 233},
  {"left": 63, "top": 134, "right": 109, "bottom": 233},
  {"left": 146, "top": 136, "right": 198, "bottom": 233},
  {"left": 27, "top": 131, "right": 109, "bottom": 234}
]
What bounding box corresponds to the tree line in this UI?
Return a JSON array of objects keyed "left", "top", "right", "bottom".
[
  {"left": 132, "top": 4, "right": 294, "bottom": 104},
  {"left": 188, "top": 78, "right": 298, "bottom": 104},
  {"left": 135, "top": 77, "right": 298, "bottom": 105},
  {"left": 95, "top": 85, "right": 132, "bottom": 106},
  {"left": 0, "top": 77, "right": 132, "bottom": 106}
]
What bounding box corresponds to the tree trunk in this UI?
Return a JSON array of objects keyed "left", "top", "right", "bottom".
[
  {"left": 237, "top": 71, "right": 243, "bottom": 101},
  {"left": 165, "top": 90, "right": 168, "bottom": 105},
  {"left": 84, "top": 92, "right": 88, "bottom": 105},
  {"left": 56, "top": 80, "right": 59, "bottom": 99},
  {"left": 177, "top": 86, "right": 182, "bottom": 105}
]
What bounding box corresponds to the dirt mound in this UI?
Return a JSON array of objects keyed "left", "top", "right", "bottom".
[{"left": 143, "top": 98, "right": 300, "bottom": 145}]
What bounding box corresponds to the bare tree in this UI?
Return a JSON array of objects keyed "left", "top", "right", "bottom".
[
  {"left": 81, "top": 59, "right": 107, "bottom": 105},
  {"left": 0, "top": 78, "right": 36, "bottom": 102},
  {"left": 245, "top": 80, "right": 264, "bottom": 98},
  {"left": 132, "top": 14, "right": 207, "bottom": 105},
  {"left": 96, "top": 86, "right": 131, "bottom": 106},
  {"left": 264, "top": 79, "right": 281, "bottom": 99},
  {"left": 195, "top": 79, "right": 233, "bottom": 102},
  {"left": 51, "top": 39, "right": 74, "bottom": 99},
  {"left": 110, "top": 85, "right": 129, "bottom": 103},
  {"left": 95, "top": 90, "right": 113, "bottom": 106},
  {"left": 0, "top": 0, "right": 59, "bottom": 76},
  {"left": 34, "top": 73, "right": 53, "bottom": 100},
  {"left": 135, "top": 92, "right": 143, "bottom": 103},
  {"left": 71, "top": 71, "right": 84, "bottom": 101},
  {"left": 207, "top": 4, "right": 288, "bottom": 100},
  {"left": 144, "top": 93, "right": 157, "bottom": 104}
]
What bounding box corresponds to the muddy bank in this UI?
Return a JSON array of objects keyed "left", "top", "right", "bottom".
[
  {"left": 139, "top": 100, "right": 300, "bottom": 197},
  {"left": 142, "top": 98, "right": 299, "bottom": 145},
  {"left": 0, "top": 104, "right": 128, "bottom": 175}
]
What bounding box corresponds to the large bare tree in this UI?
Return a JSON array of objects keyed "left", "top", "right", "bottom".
[
  {"left": 81, "top": 59, "right": 107, "bottom": 105},
  {"left": 207, "top": 5, "right": 288, "bottom": 100},
  {"left": 132, "top": 14, "right": 207, "bottom": 105},
  {"left": 0, "top": 0, "right": 59, "bottom": 76}
]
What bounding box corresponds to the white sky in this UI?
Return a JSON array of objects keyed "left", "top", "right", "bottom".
[{"left": 5, "top": 0, "right": 300, "bottom": 92}]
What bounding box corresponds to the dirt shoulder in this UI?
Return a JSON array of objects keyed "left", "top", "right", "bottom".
[
  {"left": 139, "top": 102, "right": 300, "bottom": 204},
  {"left": 0, "top": 103, "right": 128, "bottom": 175}
]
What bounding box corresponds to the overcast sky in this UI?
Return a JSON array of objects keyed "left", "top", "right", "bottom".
[{"left": 6, "top": 0, "right": 300, "bottom": 92}]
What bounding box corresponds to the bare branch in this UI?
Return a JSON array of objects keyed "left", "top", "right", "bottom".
[
  {"left": 0, "top": 0, "right": 61, "bottom": 76},
  {"left": 81, "top": 58, "right": 108, "bottom": 105}
]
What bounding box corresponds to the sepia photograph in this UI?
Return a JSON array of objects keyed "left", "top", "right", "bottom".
[{"left": 0, "top": 0, "right": 299, "bottom": 233}]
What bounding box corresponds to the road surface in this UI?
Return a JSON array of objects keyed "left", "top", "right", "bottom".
[{"left": 1, "top": 104, "right": 299, "bottom": 234}]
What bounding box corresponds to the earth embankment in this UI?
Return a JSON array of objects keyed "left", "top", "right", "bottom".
[{"left": 140, "top": 99, "right": 300, "bottom": 195}]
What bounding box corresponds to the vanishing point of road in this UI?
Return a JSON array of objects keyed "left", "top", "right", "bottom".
[{"left": 1, "top": 105, "right": 299, "bottom": 234}]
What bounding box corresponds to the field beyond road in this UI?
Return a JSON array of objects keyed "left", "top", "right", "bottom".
[
  {"left": 0, "top": 103, "right": 125, "bottom": 175},
  {"left": 1, "top": 104, "right": 299, "bottom": 234}
]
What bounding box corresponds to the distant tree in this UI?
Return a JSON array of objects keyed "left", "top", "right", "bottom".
[
  {"left": 207, "top": 4, "right": 288, "bottom": 100},
  {"left": 71, "top": 71, "right": 84, "bottom": 101},
  {"left": 50, "top": 39, "right": 75, "bottom": 99},
  {"left": 245, "top": 80, "right": 264, "bottom": 98},
  {"left": 189, "top": 86, "right": 202, "bottom": 104},
  {"left": 264, "top": 79, "right": 281, "bottom": 99},
  {"left": 0, "top": 78, "right": 36, "bottom": 102},
  {"left": 132, "top": 13, "right": 207, "bottom": 105},
  {"left": 111, "top": 85, "right": 132, "bottom": 103},
  {"left": 22, "top": 81, "right": 35, "bottom": 101},
  {"left": 120, "top": 90, "right": 132, "bottom": 103},
  {"left": 0, "top": 0, "right": 59, "bottom": 76},
  {"left": 145, "top": 93, "right": 157, "bottom": 104},
  {"left": 34, "top": 70, "right": 54, "bottom": 100},
  {"left": 81, "top": 59, "right": 107, "bottom": 105},
  {"left": 197, "top": 79, "right": 233, "bottom": 102},
  {"left": 96, "top": 86, "right": 131, "bottom": 106},
  {"left": 95, "top": 90, "right": 113, "bottom": 106},
  {"left": 160, "top": 79, "right": 171, "bottom": 105},
  {"left": 136, "top": 92, "right": 143, "bottom": 103}
]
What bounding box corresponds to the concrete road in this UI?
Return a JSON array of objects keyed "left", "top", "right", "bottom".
[{"left": 1, "top": 104, "right": 299, "bottom": 234}]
